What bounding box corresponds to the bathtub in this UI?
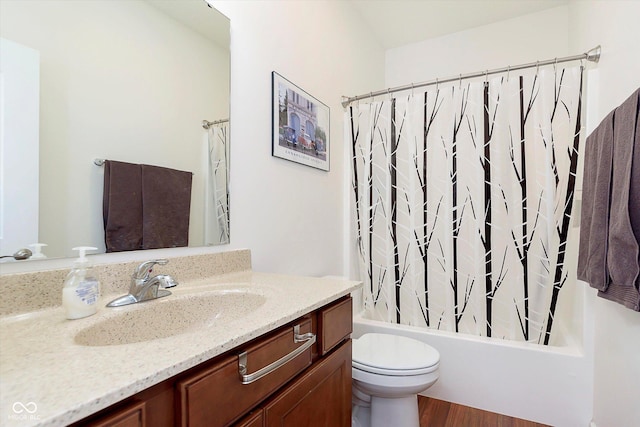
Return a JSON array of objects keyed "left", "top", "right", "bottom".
[{"left": 352, "top": 309, "right": 593, "bottom": 427}]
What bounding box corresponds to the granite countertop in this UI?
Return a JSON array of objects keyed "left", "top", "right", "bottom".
[{"left": 0, "top": 270, "right": 361, "bottom": 427}]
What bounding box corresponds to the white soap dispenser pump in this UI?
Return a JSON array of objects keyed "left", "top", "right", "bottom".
[
  {"left": 62, "top": 246, "right": 100, "bottom": 320},
  {"left": 29, "top": 243, "right": 48, "bottom": 259}
]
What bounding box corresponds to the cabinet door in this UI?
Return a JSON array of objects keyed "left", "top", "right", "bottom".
[
  {"left": 83, "top": 401, "right": 145, "bottom": 427},
  {"left": 71, "top": 382, "right": 171, "bottom": 427},
  {"left": 234, "top": 411, "right": 263, "bottom": 427},
  {"left": 317, "top": 297, "right": 352, "bottom": 355},
  {"left": 263, "top": 341, "right": 351, "bottom": 427}
]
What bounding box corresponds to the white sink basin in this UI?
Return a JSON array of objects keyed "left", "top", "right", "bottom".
[{"left": 74, "top": 290, "right": 267, "bottom": 346}]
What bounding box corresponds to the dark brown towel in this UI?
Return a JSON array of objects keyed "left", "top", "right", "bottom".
[
  {"left": 141, "top": 164, "right": 193, "bottom": 249},
  {"left": 103, "top": 160, "right": 143, "bottom": 252},
  {"left": 103, "top": 161, "right": 193, "bottom": 252},
  {"left": 578, "top": 88, "right": 640, "bottom": 311}
]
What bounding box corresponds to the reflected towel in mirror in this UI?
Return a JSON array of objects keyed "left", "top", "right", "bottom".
[{"left": 103, "top": 160, "right": 193, "bottom": 252}]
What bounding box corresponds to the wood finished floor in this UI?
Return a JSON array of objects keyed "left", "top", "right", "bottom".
[{"left": 418, "top": 396, "right": 550, "bottom": 427}]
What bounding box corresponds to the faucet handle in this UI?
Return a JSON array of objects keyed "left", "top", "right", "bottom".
[{"left": 133, "top": 259, "right": 168, "bottom": 280}]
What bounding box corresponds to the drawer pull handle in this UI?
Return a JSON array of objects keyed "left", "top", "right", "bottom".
[{"left": 238, "top": 325, "right": 316, "bottom": 385}]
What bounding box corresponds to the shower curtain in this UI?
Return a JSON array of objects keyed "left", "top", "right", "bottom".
[
  {"left": 205, "top": 122, "right": 230, "bottom": 245},
  {"left": 347, "top": 64, "right": 583, "bottom": 345}
]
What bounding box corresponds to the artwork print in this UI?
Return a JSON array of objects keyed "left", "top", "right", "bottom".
[{"left": 272, "top": 72, "right": 330, "bottom": 171}]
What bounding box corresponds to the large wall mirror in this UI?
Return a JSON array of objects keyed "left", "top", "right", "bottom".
[{"left": 0, "top": 0, "right": 230, "bottom": 261}]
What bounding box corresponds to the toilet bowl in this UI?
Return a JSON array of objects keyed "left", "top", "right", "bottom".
[{"left": 352, "top": 333, "right": 440, "bottom": 427}]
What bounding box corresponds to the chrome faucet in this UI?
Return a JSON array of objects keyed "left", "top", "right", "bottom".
[{"left": 106, "top": 259, "right": 178, "bottom": 307}]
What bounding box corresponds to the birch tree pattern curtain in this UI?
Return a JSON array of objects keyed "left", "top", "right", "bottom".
[
  {"left": 348, "top": 65, "right": 583, "bottom": 345},
  {"left": 205, "top": 122, "right": 230, "bottom": 245}
]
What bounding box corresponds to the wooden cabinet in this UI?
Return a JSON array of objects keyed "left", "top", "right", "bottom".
[
  {"left": 84, "top": 401, "right": 145, "bottom": 427},
  {"left": 317, "top": 297, "right": 353, "bottom": 356},
  {"left": 177, "top": 318, "right": 314, "bottom": 426},
  {"left": 262, "top": 340, "right": 351, "bottom": 427},
  {"left": 234, "top": 411, "right": 263, "bottom": 427},
  {"left": 74, "top": 296, "right": 352, "bottom": 427}
]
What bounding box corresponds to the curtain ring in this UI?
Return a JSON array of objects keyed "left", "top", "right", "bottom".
[
  {"left": 507, "top": 65, "right": 511, "bottom": 81},
  {"left": 435, "top": 77, "right": 439, "bottom": 91},
  {"left": 411, "top": 82, "right": 414, "bottom": 97},
  {"left": 535, "top": 60, "right": 540, "bottom": 74},
  {"left": 459, "top": 73, "right": 462, "bottom": 87},
  {"left": 484, "top": 70, "right": 488, "bottom": 84}
]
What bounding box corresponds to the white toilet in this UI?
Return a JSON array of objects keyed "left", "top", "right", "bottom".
[{"left": 351, "top": 333, "right": 440, "bottom": 427}]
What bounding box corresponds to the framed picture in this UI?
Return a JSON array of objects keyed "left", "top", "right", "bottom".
[{"left": 272, "top": 72, "right": 330, "bottom": 171}]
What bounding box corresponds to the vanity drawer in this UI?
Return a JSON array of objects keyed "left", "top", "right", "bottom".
[
  {"left": 177, "top": 317, "right": 314, "bottom": 427},
  {"left": 317, "top": 296, "right": 352, "bottom": 355}
]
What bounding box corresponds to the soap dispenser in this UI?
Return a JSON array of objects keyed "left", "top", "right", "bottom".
[
  {"left": 62, "top": 246, "right": 100, "bottom": 320},
  {"left": 29, "top": 243, "right": 48, "bottom": 259}
]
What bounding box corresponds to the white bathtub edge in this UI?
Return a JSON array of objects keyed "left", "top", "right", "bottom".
[{"left": 352, "top": 313, "right": 592, "bottom": 427}]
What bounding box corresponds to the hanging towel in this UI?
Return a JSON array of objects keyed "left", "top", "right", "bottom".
[
  {"left": 103, "top": 160, "right": 193, "bottom": 252},
  {"left": 141, "top": 164, "right": 193, "bottom": 249},
  {"left": 103, "top": 160, "right": 143, "bottom": 252},
  {"left": 578, "top": 88, "right": 640, "bottom": 311}
]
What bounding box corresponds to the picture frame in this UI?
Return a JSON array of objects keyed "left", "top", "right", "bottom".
[{"left": 272, "top": 72, "right": 330, "bottom": 171}]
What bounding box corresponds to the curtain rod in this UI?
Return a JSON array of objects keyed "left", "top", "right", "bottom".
[
  {"left": 202, "top": 118, "right": 229, "bottom": 129},
  {"left": 341, "top": 45, "right": 601, "bottom": 108}
]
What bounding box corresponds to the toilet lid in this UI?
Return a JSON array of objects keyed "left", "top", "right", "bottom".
[{"left": 352, "top": 333, "right": 439, "bottom": 375}]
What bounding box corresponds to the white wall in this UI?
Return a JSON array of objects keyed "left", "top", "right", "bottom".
[
  {"left": 568, "top": 2, "right": 640, "bottom": 426},
  {"left": 210, "top": 0, "right": 384, "bottom": 276},
  {"left": 385, "top": 6, "right": 569, "bottom": 88}
]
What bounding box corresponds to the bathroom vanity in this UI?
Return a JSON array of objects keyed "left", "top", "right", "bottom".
[
  {"left": 74, "top": 297, "right": 353, "bottom": 426},
  {"left": 0, "top": 250, "right": 361, "bottom": 427}
]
